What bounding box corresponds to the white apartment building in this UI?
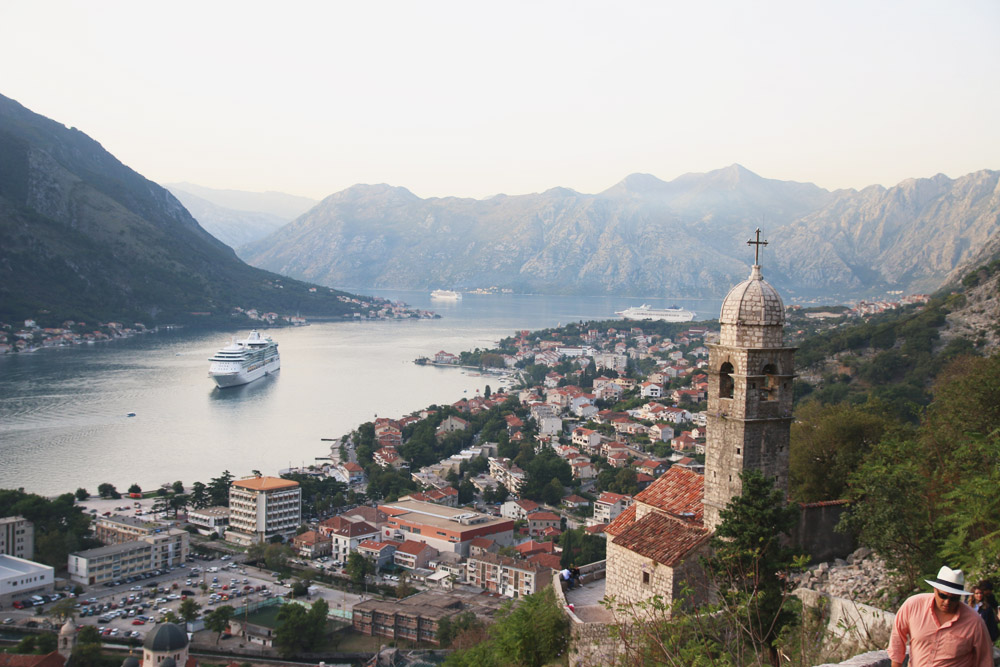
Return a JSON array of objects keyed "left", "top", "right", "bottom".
[
  {"left": 226, "top": 476, "right": 301, "bottom": 545},
  {"left": 0, "top": 516, "right": 34, "bottom": 560},
  {"left": 0, "top": 555, "right": 53, "bottom": 607}
]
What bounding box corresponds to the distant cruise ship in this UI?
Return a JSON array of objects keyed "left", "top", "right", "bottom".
[
  {"left": 430, "top": 289, "right": 462, "bottom": 300},
  {"left": 615, "top": 304, "right": 696, "bottom": 323},
  {"left": 208, "top": 330, "right": 280, "bottom": 388}
]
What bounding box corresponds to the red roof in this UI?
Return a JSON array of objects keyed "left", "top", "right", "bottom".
[
  {"left": 610, "top": 511, "right": 710, "bottom": 566},
  {"left": 634, "top": 467, "right": 704, "bottom": 524},
  {"left": 597, "top": 492, "right": 630, "bottom": 505},
  {"left": 397, "top": 539, "right": 434, "bottom": 556},
  {"left": 469, "top": 537, "right": 495, "bottom": 549},
  {"left": 0, "top": 654, "right": 66, "bottom": 667},
  {"left": 514, "top": 539, "right": 555, "bottom": 555},
  {"left": 584, "top": 523, "right": 607, "bottom": 534},
  {"left": 528, "top": 511, "right": 560, "bottom": 522},
  {"left": 604, "top": 505, "right": 637, "bottom": 537},
  {"left": 528, "top": 553, "right": 563, "bottom": 570}
]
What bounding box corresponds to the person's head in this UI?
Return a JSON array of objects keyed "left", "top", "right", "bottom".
[
  {"left": 934, "top": 587, "right": 962, "bottom": 614},
  {"left": 925, "top": 565, "right": 971, "bottom": 614},
  {"left": 973, "top": 587, "right": 984, "bottom": 602}
]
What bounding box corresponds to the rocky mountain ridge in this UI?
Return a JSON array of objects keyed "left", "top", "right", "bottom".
[
  {"left": 240, "top": 166, "right": 1000, "bottom": 301},
  {"left": 0, "top": 93, "right": 365, "bottom": 324}
]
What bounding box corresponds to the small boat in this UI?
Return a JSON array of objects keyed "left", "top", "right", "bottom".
[{"left": 126, "top": 412, "right": 136, "bottom": 418}]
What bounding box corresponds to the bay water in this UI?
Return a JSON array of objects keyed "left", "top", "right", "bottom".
[{"left": 0, "top": 291, "right": 721, "bottom": 497}]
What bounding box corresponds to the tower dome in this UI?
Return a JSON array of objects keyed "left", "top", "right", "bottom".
[
  {"left": 143, "top": 622, "right": 188, "bottom": 652},
  {"left": 719, "top": 264, "right": 785, "bottom": 327}
]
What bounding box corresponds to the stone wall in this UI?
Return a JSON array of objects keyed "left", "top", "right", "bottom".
[{"left": 792, "top": 501, "right": 855, "bottom": 563}]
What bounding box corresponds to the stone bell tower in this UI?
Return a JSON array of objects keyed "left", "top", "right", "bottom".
[{"left": 703, "top": 229, "right": 795, "bottom": 532}]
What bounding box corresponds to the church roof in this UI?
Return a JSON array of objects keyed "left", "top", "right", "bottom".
[
  {"left": 634, "top": 467, "right": 704, "bottom": 524},
  {"left": 143, "top": 623, "right": 188, "bottom": 652},
  {"left": 610, "top": 511, "right": 710, "bottom": 566},
  {"left": 720, "top": 264, "right": 784, "bottom": 327},
  {"left": 121, "top": 657, "right": 140, "bottom": 667}
]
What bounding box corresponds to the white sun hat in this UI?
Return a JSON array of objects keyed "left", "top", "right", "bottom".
[{"left": 925, "top": 566, "right": 972, "bottom": 596}]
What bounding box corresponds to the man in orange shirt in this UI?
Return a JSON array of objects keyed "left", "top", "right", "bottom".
[{"left": 888, "top": 566, "right": 993, "bottom": 667}]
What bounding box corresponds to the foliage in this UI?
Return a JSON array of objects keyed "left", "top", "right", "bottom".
[
  {"left": 789, "top": 400, "right": 904, "bottom": 502},
  {"left": 204, "top": 605, "right": 235, "bottom": 644},
  {"left": 708, "top": 470, "right": 804, "bottom": 666},
  {"left": 841, "top": 352, "right": 1000, "bottom": 588},
  {"left": 127, "top": 483, "right": 141, "bottom": 494},
  {"left": 518, "top": 447, "right": 573, "bottom": 502},
  {"left": 171, "top": 480, "right": 185, "bottom": 494},
  {"left": 437, "top": 611, "right": 486, "bottom": 648},
  {"left": 274, "top": 599, "right": 329, "bottom": 657},
  {"left": 281, "top": 472, "right": 347, "bottom": 517},
  {"left": 0, "top": 489, "right": 98, "bottom": 567},
  {"left": 443, "top": 586, "right": 569, "bottom": 667},
  {"left": 75, "top": 487, "right": 89, "bottom": 501},
  {"left": 97, "top": 483, "right": 120, "bottom": 499},
  {"left": 558, "top": 527, "right": 606, "bottom": 568},
  {"left": 207, "top": 470, "right": 234, "bottom": 507},
  {"left": 346, "top": 552, "right": 375, "bottom": 585},
  {"left": 179, "top": 598, "right": 202, "bottom": 622}
]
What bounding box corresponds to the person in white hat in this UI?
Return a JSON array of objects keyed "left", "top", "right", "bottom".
[{"left": 888, "top": 565, "right": 993, "bottom": 666}]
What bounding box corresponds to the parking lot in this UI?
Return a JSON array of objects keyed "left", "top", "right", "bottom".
[{"left": 2, "top": 554, "right": 292, "bottom": 641}]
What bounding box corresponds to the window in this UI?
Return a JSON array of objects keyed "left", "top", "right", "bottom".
[
  {"left": 761, "top": 364, "right": 778, "bottom": 401},
  {"left": 642, "top": 571, "right": 650, "bottom": 585},
  {"left": 719, "top": 362, "right": 734, "bottom": 399}
]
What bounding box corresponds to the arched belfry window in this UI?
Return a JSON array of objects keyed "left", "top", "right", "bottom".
[
  {"left": 719, "top": 362, "right": 734, "bottom": 399},
  {"left": 761, "top": 363, "right": 778, "bottom": 401}
]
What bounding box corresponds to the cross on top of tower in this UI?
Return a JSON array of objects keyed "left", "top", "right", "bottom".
[{"left": 747, "top": 227, "right": 768, "bottom": 266}]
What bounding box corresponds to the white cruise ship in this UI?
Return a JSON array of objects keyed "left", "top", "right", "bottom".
[
  {"left": 430, "top": 289, "right": 462, "bottom": 300},
  {"left": 615, "top": 304, "right": 696, "bottom": 323},
  {"left": 208, "top": 330, "right": 280, "bottom": 388}
]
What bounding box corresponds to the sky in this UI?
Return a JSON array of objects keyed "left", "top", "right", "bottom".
[{"left": 1, "top": 1, "right": 998, "bottom": 201}]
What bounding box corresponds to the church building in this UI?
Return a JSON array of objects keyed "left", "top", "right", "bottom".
[{"left": 604, "top": 230, "right": 794, "bottom": 610}]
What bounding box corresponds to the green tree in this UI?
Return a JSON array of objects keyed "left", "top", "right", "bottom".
[
  {"left": 204, "top": 605, "right": 235, "bottom": 644},
  {"left": 709, "top": 470, "right": 804, "bottom": 667},
  {"left": 841, "top": 353, "right": 1000, "bottom": 585},
  {"left": 274, "top": 599, "right": 328, "bottom": 656},
  {"left": 75, "top": 487, "right": 89, "bottom": 501},
  {"left": 127, "top": 483, "right": 142, "bottom": 495},
  {"left": 189, "top": 481, "right": 209, "bottom": 508},
  {"left": 179, "top": 598, "right": 202, "bottom": 624},
  {"left": 171, "top": 480, "right": 185, "bottom": 494},
  {"left": 77, "top": 625, "right": 102, "bottom": 645},
  {"left": 97, "top": 483, "right": 120, "bottom": 499},
  {"left": 346, "top": 551, "right": 374, "bottom": 585},
  {"left": 444, "top": 586, "right": 569, "bottom": 667},
  {"left": 789, "top": 401, "right": 899, "bottom": 503},
  {"left": 47, "top": 597, "right": 78, "bottom": 621}
]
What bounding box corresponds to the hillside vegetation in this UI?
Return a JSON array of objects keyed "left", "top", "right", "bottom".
[{"left": 0, "top": 93, "right": 375, "bottom": 326}]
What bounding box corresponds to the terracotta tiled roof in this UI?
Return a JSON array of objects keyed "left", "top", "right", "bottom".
[
  {"left": 515, "top": 539, "right": 554, "bottom": 555},
  {"left": 0, "top": 654, "right": 65, "bottom": 667},
  {"left": 605, "top": 504, "right": 637, "bottom": 537},
  {"left": 584, "top": 523, "right": 607, "bottom": 534},
  {"left": 634, "top": 467, "right": 704, "bottom": 524},
  {"left": 232, "top": 476, "right": 299, "bottom": 491},
  {"left": 611, "top": 511, "right": 710, "bottom": 566},
  {"left": 528, "top": 511, "right": 560, "bottom": 522},
  {"left": 397, "top": 539, "right": 434, "bottom": 556},
  {"left": 528, "top": 553, "right": 563, "bottom": 570},
  {"left": 469, "top": 537, "right": 495, "bottom": 549}
]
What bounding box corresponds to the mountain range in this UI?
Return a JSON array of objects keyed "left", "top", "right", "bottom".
[
  {"left": 0, "top": 93, "right": 367, "bottom": 325},
  {"left": 237, "top": 167, "right": 1000, "bottom": 301},
  {"left": 164, "top": 183, "right": 317, "bottom": 250}
]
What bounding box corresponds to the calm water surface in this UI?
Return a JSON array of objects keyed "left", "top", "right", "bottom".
[{"left": 0, "top": 292, "right": 721, "bottom": 496}]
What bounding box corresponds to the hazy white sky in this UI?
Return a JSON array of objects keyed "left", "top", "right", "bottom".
[{"left": 2, "top": 1, "right": 998, "bottom": 200}]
